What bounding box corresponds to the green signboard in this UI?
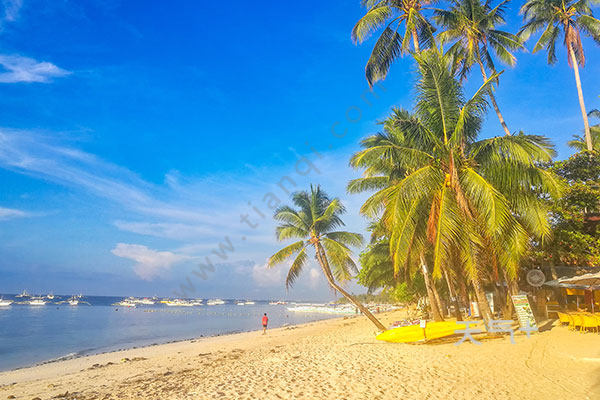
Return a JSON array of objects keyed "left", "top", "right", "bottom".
[{"left": 511, "top": 295, "right": 538, "bottom": 331}]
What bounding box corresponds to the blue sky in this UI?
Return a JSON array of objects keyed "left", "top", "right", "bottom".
[{"left": 0, "top": 0, "right": 599, "bottom": 300}]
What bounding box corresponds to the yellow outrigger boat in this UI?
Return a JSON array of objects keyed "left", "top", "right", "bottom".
[{"left": 376, "top": 320, "right": 483, "bottom": 343}]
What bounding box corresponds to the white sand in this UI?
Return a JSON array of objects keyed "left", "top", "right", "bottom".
[{"left": 1, "top": 311, "right": 599, "bottom": 399}]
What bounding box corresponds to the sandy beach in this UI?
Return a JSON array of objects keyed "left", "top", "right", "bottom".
[{"left": 1, "top": 310, "right": 599, "bottom": 400}]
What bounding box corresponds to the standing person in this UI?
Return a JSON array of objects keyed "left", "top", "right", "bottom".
[{"left": 262, "top": 313, "right": 268, "bottom": 335}]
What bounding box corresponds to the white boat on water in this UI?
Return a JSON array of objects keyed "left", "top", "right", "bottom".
[
  {"left": 46, "top": 293, "right": 55, "bottom": 300},
  {"left": 134, "top": 297, "right": 156, "bottom": 305},
  {"left": 164, "top": 299, "right": 194, "bottom": 307},
  {"left": 0, "top": 298, "right": 13, "bottom": 306},
  {"left": 207, "top": 299, "right": 225, "bottom": 306},
  {"left": 67, "top": 295, "right": 82, "bottom": 305},
  {"left": 112, "top": 300, "right": 136, "bottom": 307},
  {"left": 29, "top": 298, "right": 47, "bottom": 306},
  {"left": 16, "top": 290, "right": 29, "bottom": 298},
  {"left": 236, "top": 301, "right": 245, "bottom": 306},
  {"left": 244, "top": 301, "right": 255, "bottom": 305}
]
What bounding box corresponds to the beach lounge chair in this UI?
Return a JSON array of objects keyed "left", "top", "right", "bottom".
[
  {"left": 570, "top": 314, "right": 584, "bottom": 331},
  {"left": 557, "top": 312, "right": 571, "bottom": 326},
  {"left": 581, "top": 314, "right": 599, "bottom": 333},
  {"left": 594, "top": 314, "right": 600, "bottom": 331}
]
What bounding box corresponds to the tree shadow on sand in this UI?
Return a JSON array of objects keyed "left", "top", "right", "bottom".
[{"left": 537, "top": 319, "right": 556, "bottom": 332}]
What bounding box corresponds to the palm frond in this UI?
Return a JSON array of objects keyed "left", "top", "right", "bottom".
[
  {"left": 285, "top": 247, "right": 308, "bottom": 289},
  {"left": 325, "top": 231, "right": 364, "bottom": 247},
  {"left": 352, "top": 5, "right": 395, "bottom": 44},
  {"left": 365, "top": 26, "right": 403, "bottom": 87},
  {"left": 268, "top": 240, "right": 305, "bottom": 267}
]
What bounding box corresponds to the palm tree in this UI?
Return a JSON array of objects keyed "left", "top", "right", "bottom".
[
  {"left": 267, "top": 185, "right": 386, "bottom": 331},
  {"left": 352, "top": 0, "right": 435, "bottom": 87},
  {"left": 349, "top": 47, "right": 561, "bottom": 326},
  {"left": 434, "top": 0, "right": 524, "bottom": 136},
  {"left": 519, "top": 0, "right": 600, "bottom": 151},
  {"left": 569, "top": 109, "right": 600, "bottom": 151}
]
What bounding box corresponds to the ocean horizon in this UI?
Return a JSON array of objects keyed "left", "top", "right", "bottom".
[{"left": 0, "top": 294, "right": 340, "bottom": 372}]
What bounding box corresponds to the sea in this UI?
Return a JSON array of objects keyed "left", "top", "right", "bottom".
[{"left": 0, "top": 294, "right": 339, "bottom": 372}]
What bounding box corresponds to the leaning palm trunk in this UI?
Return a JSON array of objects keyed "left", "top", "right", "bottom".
[
  {"left": 443, "top": 267, "right": 462, "bottom": 321},
  {"left": 471, "top": 271, "right": 493, "bottom": 325},
  {"left": 420, "top": 255, "right": 444, "bottom": 321},
  {"left": 568, "top": 44, "right": 593, "bottom": 151},
  {"left": 315, "top": 242, "right": 386, "bottom": 331},
  {"left": 431, "top": 280, "right": 445, "bottom": 318},
  {"left": 477, "top": 60, "right": 511, "bottom": 136},
  {"left": 502, "top": 271, "right": 519, "bottom": 318}
]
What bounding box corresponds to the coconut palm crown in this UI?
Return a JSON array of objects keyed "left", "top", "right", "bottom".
[
  {"left": 519, "top": 0, "right": 600, "bottom": 150},
  {"left": 434, "top": 0, "right": 524, "bottom": 136},
  {"left": 267, "top": 185, "right": 386, "bottom": 330},
  {"left": 352, "top": 0, "right": 436, "bottom": 87}
]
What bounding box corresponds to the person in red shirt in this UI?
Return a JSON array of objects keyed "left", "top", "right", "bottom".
[{"left": 262, "top": 313, "right": 269, "bottom": 334}]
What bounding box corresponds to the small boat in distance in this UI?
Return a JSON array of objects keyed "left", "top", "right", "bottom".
[
  {"left": 16, "top": 290, "right": 29, "bottom": 298},
  {"left": 164, "top": 299, "right": 194, "bottom": 307},
  {"left": 67, "top": 295, "right": 83, "bottom": 305},
  {"left": 134, "top": 297, "right": 156, "bottom": 305},
  {"left": 29, "top": 297, "right": 47, "bottom": 306},
  {"left": 244, "top": 301, "right": 255, "bottom": 305},
  {"left": 112, "top": 300, "right": 136, "bottom": 308},
  {"left": 46, "top": 293, "right": 55, "bottom": 300},
  {"left": 207, "top": 299, "right": 225, "bottom": 306},
  {"left": 0, "top": 298, "right": 13, "bottom": 306}
]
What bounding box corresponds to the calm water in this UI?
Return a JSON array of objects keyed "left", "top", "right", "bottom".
[{"left": 0, "top": 295, "right": 336, "bottom": 372}]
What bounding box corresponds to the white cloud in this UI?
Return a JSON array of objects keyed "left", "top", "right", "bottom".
[
  {"left": 0, "top": 129, "right": 236, "bottom": 227},
  {"left": 2, "top": 0, "right": 22, "bottom": 23},
  {"left": 0, "top": 55, "right": 70, "bottom": 83},
  {"left": 0, "top": 206, "right": 29, "bottom": 220},
  {"left": 111, "top": 243, "right": 192, "bottom": 280},
  {"left": 252, "top": 262, "right": 283, "bottom": 287},
  {"left": 309, "top": 267, "right": 321, "bottom": 288}
]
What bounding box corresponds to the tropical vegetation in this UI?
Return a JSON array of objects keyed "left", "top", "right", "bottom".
[
  {"left": 348, "top": 47, "right": 561, "bottom": 325},
  {"left": 530, "top": 151, "right": 600, "bottom": 266},
  {"left": 267, "top": 0, "right": 599, "bottom": 330}
]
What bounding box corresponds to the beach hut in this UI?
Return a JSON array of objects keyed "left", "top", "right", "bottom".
[
  {"left": 560, "top": 273, "right": 600, "bottom": 313},
  {"left": 544, "top": 272, "right": 600, "bottom": 313}
]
